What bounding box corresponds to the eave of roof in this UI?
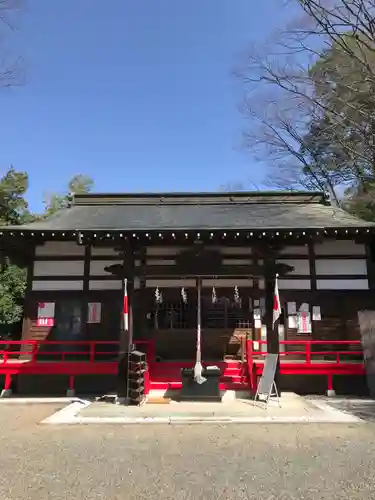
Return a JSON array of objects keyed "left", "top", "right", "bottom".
[{"left": 0, "top": 190, "right": 374, "bottom": 234}]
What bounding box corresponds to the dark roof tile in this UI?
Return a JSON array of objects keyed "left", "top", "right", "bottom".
[{"left": 3, "top": 191, "right": 373, "bottom": 231}]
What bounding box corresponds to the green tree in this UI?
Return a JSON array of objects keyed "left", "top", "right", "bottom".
[
  {"left": 0, "top": 166, "right": 30, "bottom": 335},
  {"left": 0, "top": 166, "right": 32, "bottom": 224},
  {"left": 301, "top": 35, "right": 375, "bottom": 218},
  {"left": 0, "top": 264, "right": 26, "bottom": 331},
  {"left": 43, "top": 174, "right": 94, "bottom": 217}
]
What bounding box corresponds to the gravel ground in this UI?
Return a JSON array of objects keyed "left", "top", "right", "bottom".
[{"left": 1, "top": 404, "right": 375, "bottom": 500}]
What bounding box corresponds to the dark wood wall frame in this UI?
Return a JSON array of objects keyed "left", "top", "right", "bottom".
[
  {"left": 80, "top": 244, "right": 91, "bottom": 338},
  {"left": 135, "top": 246, "right": 147, "bottom": 337},
  {"left": 308, "top": 241, "right": 317, "bottom": 292},
  {"left": 365, "top": 239, "right": 375, "bottom": 289},
  {"left": 21, "top": 244, "right": 36, "bottom": 342}
]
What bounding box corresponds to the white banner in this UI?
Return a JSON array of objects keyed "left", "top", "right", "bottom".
[
  {"left": 88, "top": 302, "right": 102, "bottom": 324},
  {"left": 37, "top": 302, "right": 55, "bottom": 327},
  {"left": 297, "top": 311, "right": 312, "bottom": 333}
]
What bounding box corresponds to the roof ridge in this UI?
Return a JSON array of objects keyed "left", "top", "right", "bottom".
[{"left": 72, "top": 191, "right": 327, "bottom": 206}]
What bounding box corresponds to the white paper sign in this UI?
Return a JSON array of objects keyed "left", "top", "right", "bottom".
[
  {"left": 287, "top": 302, "right": 297, "bottom": 315},
  {"left": 88, "top": 302, "right": 102, "bottom": 324},
  {"left": 297, "top": 311, "right": 312, "bottom": 333},
  {"left": 253, "top": 341, "right": 260, "bottom": 351},
  {"left": 37, "top": 302, "right": 55, "bottom": 327},
  {"left": 254, "top": 318, "right": 262, "bottom": 329},
  {"left": 253, "top": 308, "right": 261, "bottom": 320},
  {"left": 38, "top": 302, "right": 55, "bottom": 319},
  {"left": 300, "top": 303, "right": 309, "bottom": 312},
  {"left": 261, "top": 325, "right": 267, "bottom": 352},
  {"left": 288, "top": 315, "right": 298, "bottom": 329},
  {"left": 312, "top": 305, "right": 321, "bottom": 321}
]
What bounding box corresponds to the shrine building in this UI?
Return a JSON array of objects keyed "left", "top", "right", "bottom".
[{"left": 0, "top": 190, "right": 373, "bottom": 396}]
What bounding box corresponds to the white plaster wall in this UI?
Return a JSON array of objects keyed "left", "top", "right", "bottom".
[
  {"left": 276, "top": 259, "right": 310, "bottom": 275},
  {"left": 202, "top": 278, "right": 253, "bottom": 287},
  {"left": 278, "top": 279, "right": 311, "bottom": 290},
  {"left": 146, "top": 246, "right": 253, "bottom": 256},
  {"left": 279, "top": 245, "right": 309, "bottom": 255},
  {"left": 33, "top": 261, "right": 84, "bottom": 277},
  {"left": 315, "top": 259, "right": 367, "bottom": 275},
  {"left": 314, "top": 240, "right": 366, "bottom": 256},
  {"left": 146, "top": 247, "right": 182, "bottom": 256},
  {"left": 317, "top": 279, "right": 369, "bottom": 290},
  {"left": 146, "top": 279, "right": 196, "bottom": 288},
  {"left": 89, "top": 280, "right": 122, "bottom": 290},
  {"left": 32, "top": 280, "right": 83, "bottom": 291},
  {"left": 220, "top": 247, "right": 252, "bottom": 255},
  {"left": 35, "top": 241, "right": 85, "bottom": 256},
  {"left": 90, "top": 246, "right": 120, "bottom": 256},
  {"left": 145, "top": 259, "right": 176, "bottom": 266},
  {"left": 222, "top": 258, "right": 253, "bottom": 265},
  {"left": 90, "top": 260, "right": 122, "bottom": 276}
]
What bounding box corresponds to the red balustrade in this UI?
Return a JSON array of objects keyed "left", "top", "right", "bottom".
[
  {"left": 0, "top": 338, "right": 365, "bottom": 396},
  {"left": 250, "top": 339, "right": 363, "bottom": 365}
]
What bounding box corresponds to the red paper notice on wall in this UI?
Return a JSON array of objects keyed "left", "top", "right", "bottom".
[
  {"left": 37, "top": 317, "right": 54, "bottom": 327},
  {"left": 37, "top": 302, "right": 55, "bottom": 327}
]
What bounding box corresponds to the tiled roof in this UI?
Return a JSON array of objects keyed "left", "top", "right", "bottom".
[{"left": 3, "top": 191, "right": 374, "bottom": 231}]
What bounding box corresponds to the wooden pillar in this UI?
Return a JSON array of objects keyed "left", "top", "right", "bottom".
[
  {"left": 366, "top": 236, "right": 375, "bottom": 289},
  {"left": 80, "top": 243, "right": 91, "bottom": 339},
  {"left": 136, "top": 246, "right": 148, "bottom": 339}
]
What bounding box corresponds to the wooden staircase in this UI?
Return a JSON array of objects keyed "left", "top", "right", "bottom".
[{"left": 148, "top": 360, "right": 250, "bottom": 391}]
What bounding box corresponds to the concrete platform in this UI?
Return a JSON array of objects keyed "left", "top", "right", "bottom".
[{"left": 41, "top": 393, "right": 363, "bottom": 424}]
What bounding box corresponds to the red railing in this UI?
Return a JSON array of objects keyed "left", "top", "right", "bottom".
[
  {"left": 0, "top": 339, "right": 156, "bottom": 395},
  {"left": 250, "top": 340, "right": 363, "bottom": 365},
  {"left": 0, "top": 338, "right": 365, "bottom": 396},
  {"left": 0, "top": 339, "right": 156, "bottom": 364}
]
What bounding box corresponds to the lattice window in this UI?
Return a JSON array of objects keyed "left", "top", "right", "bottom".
[{"left": 154, "top": 299, "right": 196, "bottom": 329}]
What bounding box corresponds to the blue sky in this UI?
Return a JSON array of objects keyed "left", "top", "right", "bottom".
[{"left": 1, "top": 0, "right": 290, "bottom": 211}]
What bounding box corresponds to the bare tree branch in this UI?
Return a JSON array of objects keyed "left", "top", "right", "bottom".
[
  {"left": 0, "top": 0, "right": 23, "bottom": 88},
  {"left": 237, "top": 0, "right": 375, "bottom": 207}
]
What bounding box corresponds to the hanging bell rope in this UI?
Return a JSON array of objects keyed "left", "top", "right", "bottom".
[{"left": 194, "top": 278, "right": 206, "bottom": 385}]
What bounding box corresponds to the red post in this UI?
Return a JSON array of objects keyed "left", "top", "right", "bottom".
[
  {"left": 4, "top": 373, "right": 12, "bottom": 391},
  {"left": 144, "top": 366, "right": 150, "bottom": 395},
  {"left": 327, "top": 373, "right": 333, "bottom": 391},
  {"left": 306, "top": 341, "right": 311, "bottom": 365},
  {"left": 69, "top": 375, "right": 75, "bottom": 390},
  {"left": 90, "top": 342, "right": 95, "bottom": 363},
  {"left": 246, "top": 339, "right": 254, "bottom": 391}
]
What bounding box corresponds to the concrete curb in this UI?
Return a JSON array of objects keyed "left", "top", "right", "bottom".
[
  {"left": 306, "top": 399, "right": 362, "bottom": 422},
  {"left": 0, "top": 397, "right": 83, "bottom": 404},
  {"left": 40, "top": 401, "right": 364, "bottom": 425}
]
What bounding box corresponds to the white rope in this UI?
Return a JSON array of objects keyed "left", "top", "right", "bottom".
[{"left": 194, "top": 278, "right": 206, "bottom": 384}]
